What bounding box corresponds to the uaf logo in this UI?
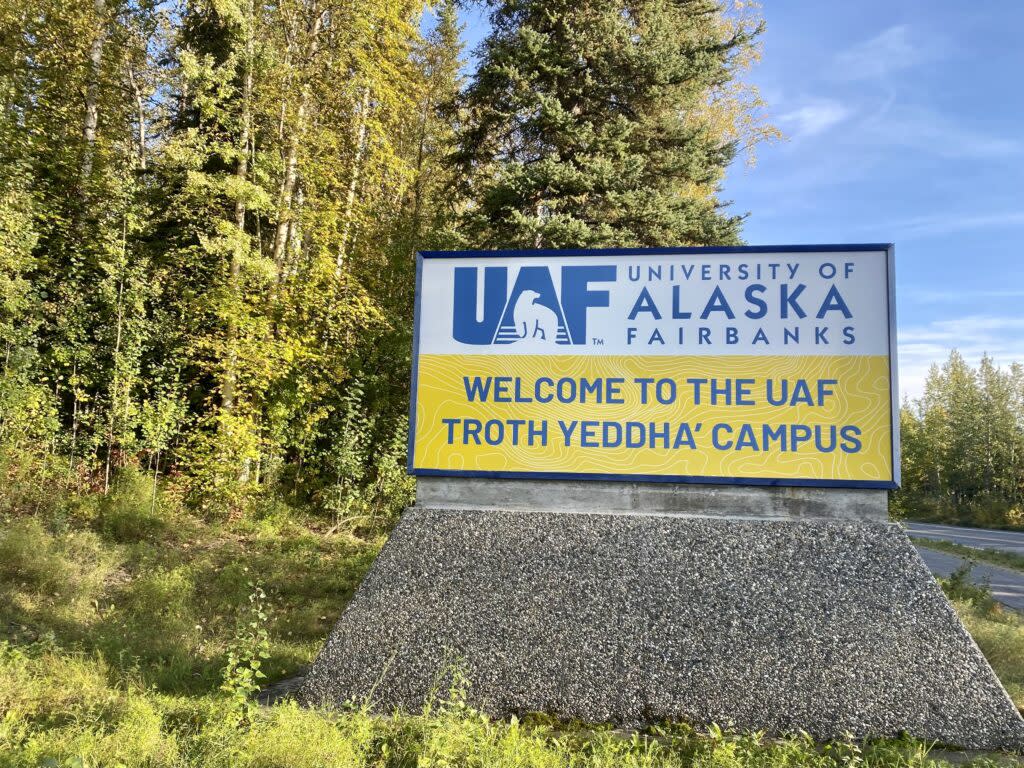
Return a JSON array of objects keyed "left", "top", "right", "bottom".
[{"left": 452, "top": 265, "right": 616, "bottom": 346}]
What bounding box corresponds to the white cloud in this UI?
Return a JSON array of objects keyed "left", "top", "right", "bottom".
[
  {"left": 864, "top": 106, "right": 1021, "bottom": 159},
  {"left": 833, "top": 25, "right": 927, "bottom": 81},
  {"left": 905, "top": 287, "right": 1024, "bottom": 303},
  {"left": 884, "top": 210, "right": 1024, "bottom": 240},
  {"left": 778, "top": 100, "right": 852, "bottom": 140},
  {"left": 898, "top": 315, "right": 1024, "bottom": 400}
]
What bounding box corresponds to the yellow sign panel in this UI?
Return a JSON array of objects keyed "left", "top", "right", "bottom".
[{"left": 410, "top": 247, "right": 898, "bottom": 488}]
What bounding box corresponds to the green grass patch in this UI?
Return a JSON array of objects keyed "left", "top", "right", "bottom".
[
  {"left": 3, "top": 641, "right": 1019, "bottom": 768},
  {"left": 944, "top": 580, "right": 1024, "bottom": 710},
  {"left": 1, "top": 474, "right": 1023, "bottom": 766},
  {"left": 912, "top": 537, "right": 1024, "bottom": 574},
  {"left": 0, "top": 486, "right": 381, "bottom": 696}
]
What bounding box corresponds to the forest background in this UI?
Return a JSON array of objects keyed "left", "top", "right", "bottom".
[{"left": 0, "top": 0, "right": 1020, "bottom": 531}]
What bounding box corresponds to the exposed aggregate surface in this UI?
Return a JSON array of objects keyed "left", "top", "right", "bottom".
[{"left": 300, "top": 509, "right": 1024, "bottom": 750}]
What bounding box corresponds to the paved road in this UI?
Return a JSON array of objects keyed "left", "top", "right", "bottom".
[
  {"left": 906, "top": 521, "right": 1024, "bottom": 556},
  {"left": 913, "top": 544, "right": 1024, "bottom": 612}
]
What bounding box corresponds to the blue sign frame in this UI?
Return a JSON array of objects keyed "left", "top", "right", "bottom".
[{"left": 407, "top": 244, "right": 899, "bottom": 490}]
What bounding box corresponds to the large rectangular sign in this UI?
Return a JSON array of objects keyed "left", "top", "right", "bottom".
[{"left": 408, "top": 245, "right": 898, "bottom": 488}]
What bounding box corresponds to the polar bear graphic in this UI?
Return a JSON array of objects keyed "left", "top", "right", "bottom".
[{"left": 513, "top": 289, "right": 560, "bottom": 343}]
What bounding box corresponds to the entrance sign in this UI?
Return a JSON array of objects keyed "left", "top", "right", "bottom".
[
  {"left": 311, "top": 242, "right": 1024, "bottom": 749},
  {"left": 408, "top": 245, "right": 898, "bottom": 488}
]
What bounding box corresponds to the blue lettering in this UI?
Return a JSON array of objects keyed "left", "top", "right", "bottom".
[
  {"left": 650, "top": 422, "right": 670, "bottom": 448},
  {"left": 453, "top": 267, "right": 506, "bottom": 344},
  {"left": 816, "top": 284, "right": 853, "bottom": 319},
  {"left": 464, "top": 377, "right": 491, "bottom": 401},
  {"left": 744, "top": 284, "right": 767, "bottom": 319},
  {"left": 735, "top": 424, "right": 758, "bottom": 450},
  {"left": 762, "top": 424, "right": 786, "bottom": 451},
  {"left": 603, "top": 422, "right": 622, "bottom": 447},
  {"left": 628, "top": 286, "right": 661, "bottom": 320},
  {"left": 700, "top": 286, "right": 735, "bottom": 319},
  {"left": 673, "top": 423, "right": 696, "bottom": 449},
  {"left": 535, "top": 377, "right": 554, "bottom": 403},
  {"left": 841, "top": 425, "right": 862, "bottom": 453},
  {"left": 562, "top": 265, "right": 615, "bottom": 344},
  {"left": 781, "top": 283, "right": 806, "bottom": 319},
  {"left": 671, "top": 285, "right": 692, "bottom": 319},
  {"left": 493, "top": 377, "right": 512, "bottom": 402},
  {"left": 790, "top": 424, "right": 812, "bottom": 451},
  {"left": 712, "top": 423, "right": 733, "bottom": 449},
  {"left": 625, "top": 422, "right": 645, "bottom": 448},
  {"left": 581, "top": 421, "right": 599, "bottom": 447}
]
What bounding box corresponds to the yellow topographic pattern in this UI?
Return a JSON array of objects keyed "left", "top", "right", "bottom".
[{"left": 413, "top": 354, "right": 893, "bottom": 482}]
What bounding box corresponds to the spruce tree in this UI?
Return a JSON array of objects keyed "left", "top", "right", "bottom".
[{"left": 453, "top": 0, "right": 764, "bottom": 249}]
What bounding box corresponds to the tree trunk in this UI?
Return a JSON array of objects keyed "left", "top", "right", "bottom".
[
  {"left": 272, "top": 8, "right": 323, "bottom": 280},
  {"left": 80, "top": 0, "right": 106, "bottom": 193},
  {"left": 67, "top": 364, "right": 79, "bottom": 488},
  {"left": 336, "top": 87, "right": 371, "bottom": 276},
  {"left": 128, "top": 64, "right": 147, "bottom": 170},
  {"left": 104, "top": 271, "right": 125, "bottom": 493},
  {"left": 271, "top": 109, "right": 302, "bottom": 277},
  {"left": 409, "top": 88, "right": 432, "bottom": 249},
  {"left": 222, "top": 0, "right": 255, "bottom": 414},
  {"left": 287, "top": 184, "right": 305, "bottom": 277},
  {"left": 151, "top": 449, "right": 160, "bottom": 515}
]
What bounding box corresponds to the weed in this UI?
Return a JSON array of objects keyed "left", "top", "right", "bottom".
[
  {"left": 940, "top": 561, "right": 999, "bottom": 615},
  {"left": 221, "top": 583, "right": 271, "bottom": 727}
]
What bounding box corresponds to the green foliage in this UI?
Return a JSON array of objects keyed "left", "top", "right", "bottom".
[
  {"left": 0, "top": 640, "right": 1016, "bottom": 767},
  {"left": 939, "top": 561, "right": 998, "bottom": 615},
  {"left": 954, "top": 595, "right": 1024, "bottom": 711},
  {"left": 0, "top": 519, "right": 116, "bottom": 609},
  {"left": 318, "top": 379, "right": 372, "bottom": 524},
  {"left": 95, "top": 468, "right": 166, "bottom": 542},
  {"left": 0, "top": 470, "right": 382, "bottom": 696},
  {"left": 221, "top": 582, "right": 271, "bottom": 727},
  {"left": 0, "top": 0, "right": 439, "bottom": 521},
  {"left": 10, "top": 4, "right": 1021, "bottom": 764},
  {"left": 896, "top": 351, "right": 1024, "bottom": 529},
  {"left": 0, "top": 0, "right": 779, "bottom": 525},
  {"left": 452, "top": 0, "right": 775, "bottom": 250}
]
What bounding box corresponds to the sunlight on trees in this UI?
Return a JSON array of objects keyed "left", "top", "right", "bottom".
[
  {"left": 0, "top": 0, "right": 774, "bottom": 520},
  {"left": 897, "top": 351, "right": 1024, "bottom": 528}
]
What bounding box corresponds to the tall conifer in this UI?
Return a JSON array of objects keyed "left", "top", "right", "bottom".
[{"left": 454, "top": 0, "right": 765, "bottom": 248}]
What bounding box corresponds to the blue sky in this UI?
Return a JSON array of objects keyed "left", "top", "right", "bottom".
[{"left": 443, "top": 2, "right": 1024, "bottom": 399}]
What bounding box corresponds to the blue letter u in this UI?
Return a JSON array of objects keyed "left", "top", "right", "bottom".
[{"left": 453, "top": 267, "right": 507, "bottom": 344}]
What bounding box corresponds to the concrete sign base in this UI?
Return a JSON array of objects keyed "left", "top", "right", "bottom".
[{"left": 301, "top": 503, "right": 1024, "bottom": 749}]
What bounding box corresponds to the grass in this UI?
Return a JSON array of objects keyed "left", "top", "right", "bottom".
[
  {"left": 911, "top": 537, "right": 1024, "bottom": 574},
  {"left": 940, "top": 564, "right": 1024, "bottom": 710},
  {"left": 1, "top": 471, "right": 1022, "bottom": 766},
  {"left": 0, "top": 473, "right": 382, "bottom": 696}
]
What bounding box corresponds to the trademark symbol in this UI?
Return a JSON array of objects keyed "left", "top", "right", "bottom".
[{"left": 591, "top": 337, "right": 604, "bottom": 345}]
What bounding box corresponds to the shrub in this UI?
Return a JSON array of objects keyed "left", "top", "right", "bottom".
[
  {"left": 940, "top": 562, "right": 998, "bottom": 615},
  {"left": 221, "top": 583, "right": 271, "bottom": 727},
  {"left": 96, "top": 468, "right": 168, "bottom": 543}
]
